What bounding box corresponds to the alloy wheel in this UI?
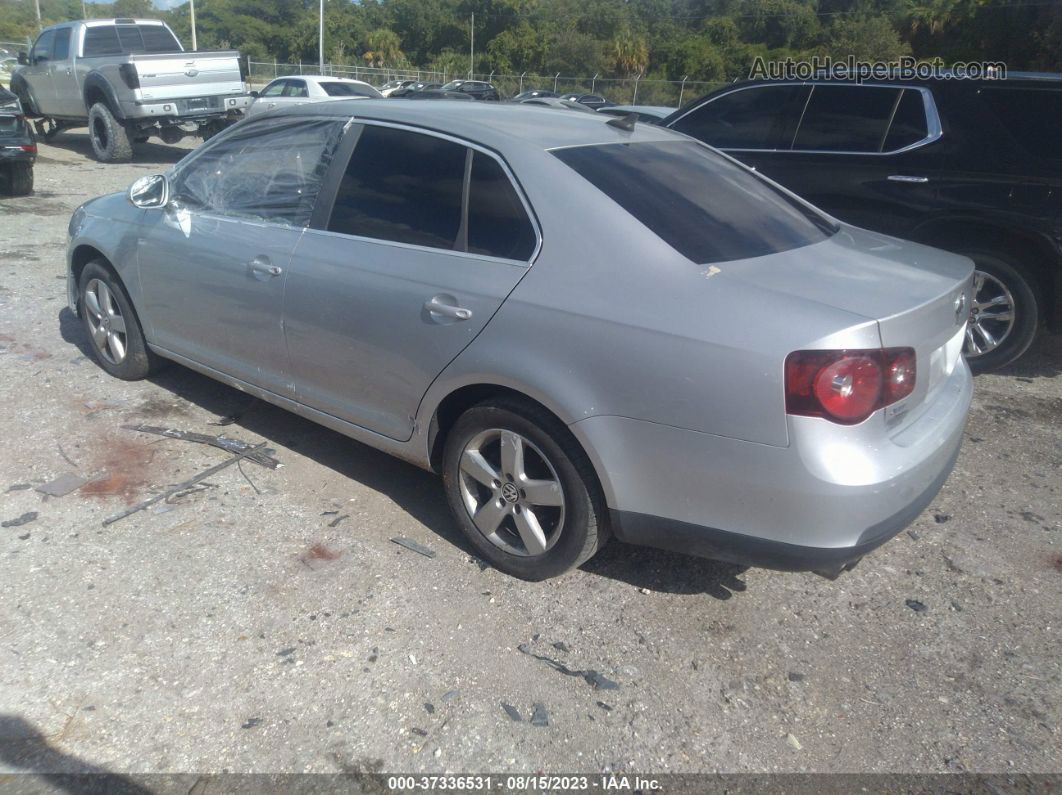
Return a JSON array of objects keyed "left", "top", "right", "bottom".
[
  {"left": 458, "top": 428, "right": 565, "bottom": 557},
  {"left": 84, "top": 279, "right": 128, "bottom": 365},
  {"left": 964, "top": 270, "right": 1015, "bottom": 358}
]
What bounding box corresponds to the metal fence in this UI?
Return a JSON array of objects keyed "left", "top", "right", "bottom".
[{"left": 248, "top": 60, "right": 720, "bottom": 107}]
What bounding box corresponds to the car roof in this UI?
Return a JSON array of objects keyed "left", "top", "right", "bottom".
[
  {"left": 604, "top": 105, "right": 674, "bottom": 115},
  {"left": 282, "top": 75, "right": 375, "bottom": 86},
  {"left": 270, "top": 98, "right": 681, "bottom": 150}
]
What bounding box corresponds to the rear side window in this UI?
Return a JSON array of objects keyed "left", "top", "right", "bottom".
[
  {"left": 793, "top": 86, "right": 901, "bottom": 152},
  {"left": 982, "top": 87, "right": 1062, "bottom": 163},
  {"left": 82, "top": 26, "right": 123, "bottom": 57},
  {"left": 138, "top": 25, "right": 181, "bottom": 53},
  {"left": 467, "top": 152, "right": 536, "bottom": 260},
  {"left": 553, "top": 140, "right": 834, "bottom": 264},
  {"left": 320, "top": 82, "right": 376, "bottom": 97},
  {"left": 170, "top": 117, "right": 346, "bottom": 226},
  {"left": 670, "top": 85, "right": 809, "bottom": 149},
  {"left": 52, "top": 28, "right": 71, "bottom": 60},
  {"left": 328, "top": 125, "right": 466, "bottom": 250},
  {"left": 882, "top": 89, "right": 929, "bottom": 151}
]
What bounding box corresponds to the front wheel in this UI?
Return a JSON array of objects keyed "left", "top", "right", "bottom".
[
  {"left": 960, "top": 251, "right": 1041, "bottom": 373},
  {"left": 442, "top": 399, "right": 609, "bottom": 580},
  {"left": 78, "top": 260, "right": 162, "bottom": 380}
]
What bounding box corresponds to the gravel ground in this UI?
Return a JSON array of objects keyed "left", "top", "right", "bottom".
[{"left": 0, "top": 131, "right": 1059, "bottom": 778}]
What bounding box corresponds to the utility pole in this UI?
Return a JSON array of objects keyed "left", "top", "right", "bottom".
[
  {"left": 469, "top": 12, "right": 474, "bottom": 79},
  {"left": 319, "top": 0, "right": 324, "bottom": 73},
  {"left": 34, "top": 0, "right": 41, "bottom": 29},
  {"left": 189, "top": 0, "right": 197, "bottom": 51}
]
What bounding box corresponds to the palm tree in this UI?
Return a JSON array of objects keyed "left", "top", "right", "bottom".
[
  {"left": 608, "top": 29, "right": 649, "bottom": 77},
  {"left": 363, "top": 29, "right": 404, "bottom": 68}
]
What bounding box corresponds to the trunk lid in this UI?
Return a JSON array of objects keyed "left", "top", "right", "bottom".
[
  {"left": 731, "top": 225, "right": 973, "bottom": 425},
  {"left": 131, "top": 51, "right": 244, "bottom": 102}
]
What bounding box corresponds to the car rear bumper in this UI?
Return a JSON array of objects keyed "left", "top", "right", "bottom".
[
  {"left": 125, "top": 94, "right": 252, "bottom": 120},
  {"left": 0, "top": 145, "right": 34, "bottom": 163},
  {"left": 571, "top": 358, "right": 972, "bottom": 573}
]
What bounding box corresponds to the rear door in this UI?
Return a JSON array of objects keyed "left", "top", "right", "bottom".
[
  {"left": 49, "top": 26, "right": 80, "bottom": 115},
  {"left": 284, "top": 122, "right": 538, "bottom": 440},
  {"left": 137, "top": 116, "right": 347, "bottom": 396}
]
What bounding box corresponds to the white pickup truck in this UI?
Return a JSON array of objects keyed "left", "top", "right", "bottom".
[{"left": 10, "top": 18, "right": 252, "bottom": 162}]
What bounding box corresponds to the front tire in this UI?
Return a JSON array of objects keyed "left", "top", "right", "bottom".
[
  {"left": 78, "top": 260, "right": 161, "bottom": 380},
  {"left": 959, "top": 250, "right": 1041, "bottom": 373},
  {"left": 442, "top": 399, "right": 609, "bottom": 580},
  {"left": 87, "top": 102, "right": 133, "bottom": 163}
]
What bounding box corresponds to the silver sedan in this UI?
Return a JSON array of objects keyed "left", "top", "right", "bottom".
[{"left": 66, "top": 100, "right": 973, "bottom": 580}]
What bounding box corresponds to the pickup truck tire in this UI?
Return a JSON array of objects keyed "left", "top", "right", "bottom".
[
  {"left": 7, "top": 163, "right": 33, "bottom": 196},
  {"left": 88, "top": 102, "right": 133, "bottom": 163}
]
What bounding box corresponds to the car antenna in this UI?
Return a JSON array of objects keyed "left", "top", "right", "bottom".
[{"left": 606, "top": 112, "right": 638, "bottom": 132}]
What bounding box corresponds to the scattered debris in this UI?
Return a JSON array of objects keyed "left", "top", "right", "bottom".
[
  {"left": 321, "top": 510, "right": 339, "bottom": 516},
  {"left": 123, "top": 424, "right": 279, "bottom": 469},
  {"left": 595, "top": 701, "right": 612, "bottom": 712},
  {"left": 4, "top": 484, "right": 31, "bottom": 493},
  {"left": 787, "top": 672, "right": 806, "bottom": 682},
  {"left": 501, "top": 703, "right": 523, "bottom": 722},
  {"left": 18, "top": 532, "right": 30, "bottom": 541},
  {"left": 277, "top": 648, "right": 296, "bottom": 657},
  {"left": 391, "top": 537, "right": 437, "bottom": 559},
  {"left": 36, "top": 472, "right": 88, "bottom": 498},
  {"left": 517, "top": 644, "right": 620, "bottom": 690},
  {"left": 530, "top": 703, "right": 549, "bottom": 727},
  {"left": 209, "top": 399, "right": 259, "bottom": 426},
  {"left": 240, "top": 718, "right": 263, "bottom": 729},
  {"left": 905, "top": 599, "right": 928, "bottom": 613},
  {"left": 328, "top": 514, "right": 350, "bottom": 528},
  {"left": 411, "top": 728, "right": 428, "bottom": 737},
  {"left": 56, "top": 442, "right": 79, "bottom": 468},
  {"left": 907, "top": 529, "right": 920, "bottom": 540},
  {"left": 433, "top": 748, "right": 441, "bottom": 759},
  {"left": 638, "top": 587, "right": 651, "bottom": 595},
  {"left": 934, "top": 513, "right": 951, "bottom": 524},
  {"left": 409, "top": 654, "right": 417, "bottom": 665},
  {"left": 2, "top": 512, "right": 37, "bottom": 528},
  {"left": 441, "top": 690, "right": 460, "bottom": 702},
  {"left": 552, "top": 642, "right": 571, "bottom": 653},
  {"left": 786, "top": 732, "right": 802, "bottom": 750},
  {"left": 102, "top": 443, "right": 269, "bottom": 526},
  {"left": 424, "top": 703, "right": 435, "bottom": 715}
]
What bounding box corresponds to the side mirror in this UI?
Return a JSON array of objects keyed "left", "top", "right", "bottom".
[
  {"left": 250, "top": 90, "right": 260, "bottom": 98},
  {"left": 18, "top": 51, "right": 28, "bottom": 65},
  {"left": 129, "top": 174, "right": 168, "bottom": 209}
]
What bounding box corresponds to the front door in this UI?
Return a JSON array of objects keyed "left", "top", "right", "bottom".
[
  {"left": 284, "top": 123, "right": 539, "bottom": 440},
  {"left": 21, "top": 29, "right": 56, "bottom": 115},
  {"left": 136, "top": 115, "right": 348, "bottom": 397}
]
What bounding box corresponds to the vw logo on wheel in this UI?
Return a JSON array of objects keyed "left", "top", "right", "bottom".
[{"left": 501, "top": 482, "right": 520, "bottom": 503}]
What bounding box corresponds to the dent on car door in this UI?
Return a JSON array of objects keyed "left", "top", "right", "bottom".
[
  {"left": 284, "top": 123, "right": 538, "bottom": 441},
  {"left": 136, "top": 116, "right": 347, "bottom": 396}
]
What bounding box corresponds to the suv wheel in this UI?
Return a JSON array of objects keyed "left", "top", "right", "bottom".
[
  {"left": 7, "top": 162, "right": 33, "bottom": 196},
  {"left": 78, "top": 260, "right": 162, "bottom": 380},
  {"left": 959, "top": 250, "right": 1041, "bottom": 373},
  {"left": 87, "top": 103, "right": 133, "bottom": 163},
  {"left": 442, "top": 399, "right": 609, "bottom": 580}
]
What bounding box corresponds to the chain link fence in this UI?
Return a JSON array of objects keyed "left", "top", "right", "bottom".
[{"left": 248, "top": 60, "right": 719, "bottom": 107}]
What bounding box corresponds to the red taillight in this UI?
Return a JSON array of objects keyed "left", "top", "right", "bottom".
[
  {"left": 785, "top": 348, "right": 916, "bottom": 425},
  {"left": 19, "top": 144, "right": 36, "bottom": 153}
]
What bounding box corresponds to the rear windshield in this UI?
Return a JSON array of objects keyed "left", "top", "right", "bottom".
[
  {"left": 552, "top": 140, "right": 835, "bottom": 264},
  {"left": 982, "top": 87, "right": 1062, "bottom": 164},
  {"left": 0, "top": 116, "right": 19, "bottom": 135},
  {"left": 83, "top": 24, "right": 181, "bottom": 57},
  {"left": 320, "top": 82, "right": 377, "bottom": 98}
]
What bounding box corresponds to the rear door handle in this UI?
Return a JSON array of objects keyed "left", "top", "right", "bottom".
[
  {"left": 424, "top": 296, "right": 472, "bottom": 320},
  {"left": 887, "top": 175, "right": 929, "bottom": 183},
  {"left": 248, "top": 256, "right": 282, "bottom": 279}
]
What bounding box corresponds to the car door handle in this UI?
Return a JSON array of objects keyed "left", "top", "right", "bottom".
[
  {"left": 887, "top": 175, "right": 930, "bottom": 183},
  {"left": 248, "top": 257, "right": 282, "bottom": 279},
  {"left": 424, "top": 296, "right": 472, "bottom": 320}
]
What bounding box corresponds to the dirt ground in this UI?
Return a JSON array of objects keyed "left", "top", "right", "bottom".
[{"left": 0, "top": 130, "right": 1059, "bottom": 778}]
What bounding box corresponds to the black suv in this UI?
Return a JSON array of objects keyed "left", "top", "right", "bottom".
[
  {"left": 664, "top": 74, "right": 1062, "bottom": 371},
  {"left": 0, "top": 85, "right": 35, "bottom": 196}
]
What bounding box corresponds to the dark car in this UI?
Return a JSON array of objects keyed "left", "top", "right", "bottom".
[
  {"left": 406, "top": 89, "right": 473, "bottom": 101},
  {"left": 512, "top": 89, "right": 558, "bottom": 101},
  {"left": 0, "top": 86, "right": 35, "bottom": 196},
  {"left": 560, "top": 93, "right": 615, "bottom": 110},
  {"left": 664, "top": 74, "right": 1062, "bottom": 371},
  {"left": 389, "top": 82, "right": 442, "bottom": 98},
  {"left": 439, "top": 80, "right": 500, "bottom": 101}
]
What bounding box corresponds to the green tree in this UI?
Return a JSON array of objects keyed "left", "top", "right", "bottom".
[{"left": 608, "top": 28, "right": 650, "bottom": 76}]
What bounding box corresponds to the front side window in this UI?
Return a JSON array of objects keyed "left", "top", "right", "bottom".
[
  {"left": 31, "top": 30, "right": 54, "bottom": 63},
  {"left": 170, "top": 117, "right": 346, "bottom": 226},
  {"left": 553, "top": 140, "right": 834, "bottom": 264},
  {"left": 793, "top": 86, "right": 901, "bottom": 152},
  {"left": 260, "top": 80, "right": 286, "bottom": 97},
  {"left": 284, "top": 80, "right": 309, "bottom": 98},
  {"left": 52, "top": 28, "right": 71, "bottom": 61},
  {"left": 327, "top": 125, "right": 466, "bottom": 249},
  {"left": 670, "top": 85, "right": 809, "bottom": 149}
]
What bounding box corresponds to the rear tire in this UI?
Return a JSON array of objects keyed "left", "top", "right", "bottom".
[
  {"left": 958, "top": 250, "right": 1041, "bottom": 373},
  {"left": 442, "top": 398, "right": 609, "bottom": 580},
  {"left": 87, "top": 102, "right": 133, "bottom": 163},
  {"left": 8, "top": 162, "right": 33, "bottom": 196},
  {"left": 78, "top": 260, "right": 162, "bottom": 380}
]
